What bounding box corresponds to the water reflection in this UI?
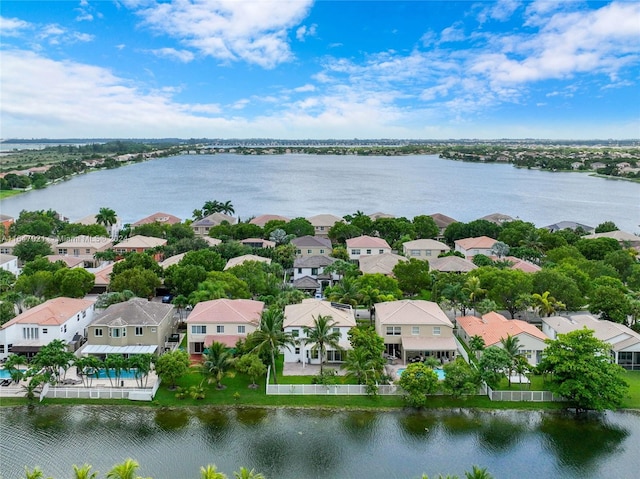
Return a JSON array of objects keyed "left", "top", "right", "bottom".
[
  {"left": 397, "top": 410, "right": 439, "bottom": 439},
  {"left": 195, "top": 408, "right": 232, "bottom": 443},
  {"left": 341, "top": 410, "right": 379, "bottom": 442},
  {"left": 476, "top": 413, "right": 527, "bottom": 454},
  {"left": 539, "top": 411, "right": 629, "bottom": 475},
  {"left": 235, "top": 407, "right": 268, "bottom": 426},
  {"left": 154, "top": 407, "right": 190, "bottom": 431}
]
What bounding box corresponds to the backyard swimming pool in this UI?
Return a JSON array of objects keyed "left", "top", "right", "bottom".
[
  {"left": 0, "top": 369, "right": 26, "bottom": 379},
  {"left": 95, "top": 369, "right": 138, "bottom": 379},
  {"left": 397, "top": 367, "right": 446, "bottom": 380}
]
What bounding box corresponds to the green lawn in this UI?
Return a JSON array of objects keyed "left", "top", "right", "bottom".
[{"left": 621, "top": 371, "right": 640, "bottom": 408}]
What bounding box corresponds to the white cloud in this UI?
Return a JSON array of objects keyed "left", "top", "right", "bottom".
[
  {"left": 296, "top": 23, "right": 317, "bottom": 42},
  {"left": 129, "top": 0, "right": 314, "bottom": 68},
  {"left": 440, "top": 23, "right": 465, "bottom": 43},
  {"left": 0, "top": 16, "right": 32, "bottom": 36},
  {"left": 293, "top": 84, "right": 316, "bottom": 93},
  {"left": 477, "top": 0, "right": 521, "bottom": 24},
  {"left": 149, "top": 47, "right": 195, "bottom": 63},
  {"left": 37, "top": 23, "right": 94, "bottom": 45},
  {"left": 231, "top": 99, "right": 250, "bottom": 110}
]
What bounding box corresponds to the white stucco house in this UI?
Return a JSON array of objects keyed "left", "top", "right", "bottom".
[
  {"left": 0, "top": 297, "right": 96, "bottom": 360},
  {"left": 283, "top": 299, "right": 356, "bottom": 366}
]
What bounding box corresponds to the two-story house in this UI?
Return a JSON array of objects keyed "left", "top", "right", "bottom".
[
  {"left": 186, "top": 299, "right": 264, "bottom": 354},
  {"left": 249, "top": 214, "right": 290, "bottom": 228},
  {"left": 374, "top": 299, "right": 456, "bottom": 364},
  {"left": 291, "top": 235, "right": 332, "bottom": 257},
  {"left": 402, "top": 239, "right": 450, "bottom": 260},
  {"left": 454, "top": 236, "right": 497, "bottom": 259},
  {"left": 283, "top": 299, "right": 356, "bottom": 366},
  {"left": 191, "top": 213, "right": 238, "bottom": 236},
  {"left": 0, "top": 297, "right": 95, "bottom": 360},
  {"left": 131, "top": 212, "right": 182, "bottom": 228},
  {"left": 346, "top": 235, "right": 391, "bottom": 262},
  {"left": 0, "top": 235, "right": 59, "bottom": 258},
  {"left": 457, "top": 312, "right": 549, "bottom": 365},
  {"left": 306, "top": 214, "right": 344, "bottom": 238},
  {"left": 83, "top": 298, "right": 175, "bottom": 357},
  {"left": 114, "top": 235, "right": 167, "bottom": 261},
  {"left": 56, "top": 235, "right": 114, "bottom": 267}
]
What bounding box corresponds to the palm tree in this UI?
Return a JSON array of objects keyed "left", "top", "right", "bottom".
[
  {"left": 220, "top": 200, "right": 235, "bottom": 215},
  {"left": 343, "top": 347, "right": 378, "bottom": 385},
  {"left": 74, "top": 355, "right": 103, "bottom": 387},
  {"left": 202, "top": 341, "right": 234, "bottom": 389},
  {"left": 464, "top": 465, "right": 494, "bottom": 479},
  {"left": 96, "top": 207, "right": 117, "bottom": 229},
  {"left": 129, "top": 353, "right": 154, "bottom": 388},
  {"left": 357, "top": 284, "right": 381, "bottom": 325},
  {"left": 247, "top": 307, "right": 294, "bottom": 384},
  {"left": 468, "top": 335, "right": 485, "bottom": 361},
  {"left": 23, "top": 467, "right": 51, "bottom": 479},
  {"left": 326, "top": 277, "right": 360, "bottom": 306},
  {"left": 303, "top": 314, "right": 342, "bottom": 374},
  {"left": 233, "top": 467, "right": 265, "bottom": 479},
  {"left": 73, "top": 464, "right": 98, "bottom": 479},
  {"left": 531, "top": 291, "right": 565, "bottom": 317},
  {"left": 463, "top": 276, "right": 486, "bottom": 314},
  {"left": 4, "top": 353, "right": 27, "bottom": 384},
  {"left": 200, "top": 465, "right": 227, "bottom": 479},
  {"left": 202, "top": 200, "right": 222, "bottom": 216},
  {"left": 104, "top": 354, "right": 128, "bottom": 387},
  {"left": 106, "top": 458, "right": 149, "bottom": 479},
  {"left": 500, "top": 334, "right": 522, "bottom": 387}
]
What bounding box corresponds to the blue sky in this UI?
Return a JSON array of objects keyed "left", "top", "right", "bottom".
[{"left": 1, "top": 0, "right": 639, "bottom": 139}]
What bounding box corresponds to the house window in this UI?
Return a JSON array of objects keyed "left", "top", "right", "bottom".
[
  {"left": 433, "top": 327, "right": 441, "bottom": 336},
  {"left": 366, "top": 249, "right": 372, "bottom": 255},
  {"left": 82, "top": 311, "right": 86, "bottom": 318},
  {"left": 77, "top": 314, "right": 80, "bottom": 321},
  {"left": 320, "top": 249, "right": 325, "bottom": 254},
  {"left": 296, "top": 249, "right": 301, "bottom": 255},
  {"left": 425, "top": 250, "right": 432, "bottom": 256},
  {"left": 194, "top": 342, "right": 205, "bottom": 354},
  {"left": 311, "top": 268, "right": 318, "bottom": 275},
  {"left": 295, "top": 347, "right": 300, "bottom": 354},
  {"left": 23, "top": 327, "right": 39, "bottom": 340},
  {"left": 298, "top": 268, "right": 303, "bottom": 274},
  {"left": 95, "top": 328, "right": 103, "bottom": 337},
  {"left": 64, "top": 325, "right": 67, "bottom": 333},
  {"left": 307, "top": 249, "right": 313, "bottom": 254},
  {"left": 332, "top": 327, "right": 340, "bottom": 337},
  {"left": 110, "top": 328, "right": 121, "bottom": 338},
  {"left": 238, "top": 325, "right": 246, "bottom": 334},
  {"left": 292, "top": 329, "right": 300, "bottom": 338},
  {"left": 42, "top": 328, "right": 48, "bottom": 334},
  {"left": 412, "top": 326, "right": 419, "bottom": 335},
  {"left": 411, "top": 250, "right": 421, "bottom": 256},
  {"left": 379, "top": 249, "right": 384, "bottom": 254},
  {"left": 0, "top": 345, "right": 4, "bottom": 354},
  {"left": 386, "top": 326, "right": 401, "bottom": 336},
  {"left": 59, "top": 248, "right": 68, "bottom": 255},
  {"left": 86, "top": 248, "right": 91, "bottom": 254},
  {"left": 216, "top": 325, "right": 224, "bottom": 333},
  {"left": 619, "top": 352, "right": 633, "bottom": 365},
  {"left": 351, "top": 249, "right": 360, "bottom": 255},
  {"left": 73, "top": 248, "right": 80, "bottom": 256},
  {"left": 135, "top": 327, "right": 143, "bottom": 336},
  {"left": 191, "top": 325, "right": 206, "bottom": 334}
]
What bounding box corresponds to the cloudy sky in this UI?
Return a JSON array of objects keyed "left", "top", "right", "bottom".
[{"left": 1, "top": 0, "right": 639, "bottom": 140}]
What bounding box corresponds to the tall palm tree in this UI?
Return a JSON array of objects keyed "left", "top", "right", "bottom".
[
  {"left": 468, "top": 335, "right": 485, "bottom": 361},
  {"left": 326, "top": 277, "right": 360, "bottom": 307},
  {"left": 303, "top": 314, "right": 342, "bottom": 374},
  {"left": 247, "top": 307, "right": 294, "bottom": 384},
  {"left": 202, "top": 200, "right": 222, "bottom": 216},
  {"left": 464, "top": 276, "right": 486, "bottom": 314},
  {"left": 233, "top": 467, "right": 265, "bottom": 479},
  {"left": 202, "top": 341, "right": 234, "bottom": 389},
  {"left": 464, "top": 465, "right": 494, "bottom": 479},
  {"left": 73, "top": 464, "right": 98, "bottom": 479},
  {"left": 220, "top": 200, "right": 235, "bottom": 215},
  {"left": 96, "top": 207, "right": 117, "bottom": 228},
  {"left": 500, "top": 334, "right": 522, "bottom": 387},
  {"left": 357, "top": 284, "right": 381, "bottom": 325},
  {"left": 23, "top": 467, "right": 51, "bottom": 479}
]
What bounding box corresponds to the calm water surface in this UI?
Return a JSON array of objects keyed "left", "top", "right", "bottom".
[
  {"left": 1, "top": 154, "right": 638, "bottom": 232},
  {"left": 1, "top": 406, "right": 639, "bottom": 479}
]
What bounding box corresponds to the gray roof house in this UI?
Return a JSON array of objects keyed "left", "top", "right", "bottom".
[
  {"left": 83, "top": 298, "right": 175, "bottom": 356},
  {"left": 291, "top": 235, "right": 333, "bottom": 257}
]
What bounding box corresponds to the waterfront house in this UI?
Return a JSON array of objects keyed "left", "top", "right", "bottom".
[
  {"left": 359, "top": 253, "right": 407, "bottom": 276},
  {"left": 457, "top": 312, "right": 549, "bottom": 365},
  {"left": 542, "top": 221, "right": 594, "bottom": 233},
  {"left": 479, "top": 213, "right": 515, "bottom": 225},
  {"left": 74, "top": 214, "right": 122, "bottom": 239},
  {"left": 82, "top": 297, "right": 175, "bottom": 358},
  {"left": 283, "top": 299, "right": 356, "bottom": 366},
  {"left": 92, "top": 262, "right": 118, "bottom": 294},
  {"left": 454, "top": 236, "right": 497, "bottom": 258},
  {"left": 346, "top": 235, "right": 391, "bottom": 262},
  {"left": 45, "top": 254, "right": 85, "bottom": 269},
  {"left": 369, "top": 212, "right": 395, "bottom": 221},
  {"left": 402, "top": 239, "right": 450, "bottom": 260},
  {"left": 0, "top": 297, "right": 95, "bottom": 360},
  {"left": 374, "top": 299, "right": 457, "bottom": 364},
  {"left": 191, "top": 213, "right": 238, "bottom": 236},
  {"left": 223, "top": 254, "right": 272, "bottom": 270},
  {"left": 159, "top": 253, "right": 186, "bottom": 269},
  {"left": 306, "top": 214, "right": 344, "bottom": 238},
  {"left": 291, "top": 235, "right": 332, "bottom": 257},
  {"left": 56, "top": 235, "right": 114, "bottom": 267},
  {"left": 541, "top": 314, "right": 640, "bottom": 370},
  {"left": 114, "top": 235, "right": 167, "bottom": 261},
  {"left": 582, "top": 230, "right": 640, "bottom": 248},
  {"left": 0, "top": 214, "right": 15, "bottom": 237},
  {"left": 186, "top": 299, "right": 264, "bottom": 354}
]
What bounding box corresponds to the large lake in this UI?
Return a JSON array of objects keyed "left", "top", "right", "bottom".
[
  {"left": 1, "top": 406, "right": 640, "bottom": 479},
  {"left": 1, "top": 154, "right": 638, "bottom": 233}
]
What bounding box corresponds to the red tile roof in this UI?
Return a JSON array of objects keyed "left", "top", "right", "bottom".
[{"left": 456, "top": 312, "right": 548, "bottom": 346}]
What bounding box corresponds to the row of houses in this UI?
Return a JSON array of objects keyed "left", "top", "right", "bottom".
[{"left": 2, "top": 294, "right": 639, "bottom": 372}]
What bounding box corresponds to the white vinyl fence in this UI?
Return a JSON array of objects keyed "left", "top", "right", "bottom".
[
  {"left": 485, "top": 384, "right": 564, "bottom": 402},
  {"left": 266, "top": 383, "right": 401, "bottom": 396},
  {"left": 40, "top": 379, "right": 161, "bottom": 402}
]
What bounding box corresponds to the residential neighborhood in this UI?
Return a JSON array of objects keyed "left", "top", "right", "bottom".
[{"left": 0, "top": 204, "right": 638, "bottom": 417}]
